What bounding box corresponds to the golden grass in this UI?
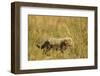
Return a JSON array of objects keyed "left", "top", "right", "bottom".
[{"left": 28, "top": 15, "right": 88, "bottom": 61}]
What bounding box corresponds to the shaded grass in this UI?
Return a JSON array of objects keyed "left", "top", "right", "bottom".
[{"left": 28, "top": 15, "right": 88, "bottom": 60}]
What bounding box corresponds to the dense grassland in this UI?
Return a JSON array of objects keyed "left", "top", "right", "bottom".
[{"left": 28, "top": 15, "right": 88, "bottom": 61}]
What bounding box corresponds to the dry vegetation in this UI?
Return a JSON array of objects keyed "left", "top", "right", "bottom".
[{"left": 28, "top": 15, "right": 88, "bottom": 61}]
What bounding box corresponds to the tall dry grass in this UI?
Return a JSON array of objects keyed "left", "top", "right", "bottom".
[{"left": 28, "top": 15, "right": 88, "bottom": 60}]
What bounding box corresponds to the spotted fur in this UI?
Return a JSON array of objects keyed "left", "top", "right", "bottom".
[{"left": 36, "top": 37, "right": 73, "bottom": 55}]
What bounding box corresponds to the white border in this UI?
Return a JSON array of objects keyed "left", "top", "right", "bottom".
[{"left": 20, "top": 6, "right": 95, "bottom": 70}]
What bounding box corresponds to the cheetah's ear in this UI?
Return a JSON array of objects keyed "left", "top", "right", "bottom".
[{"left": 36, "top": 44, "right": 41, "bottom": 48}]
